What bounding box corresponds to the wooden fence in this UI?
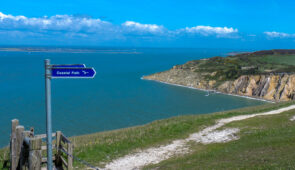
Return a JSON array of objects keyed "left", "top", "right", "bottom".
[
  {"left": 10, "top": 119, "right": 73, "bottom": 170},
  {"left": 55, "top": 131, "right": 73, "bottom": 170}
]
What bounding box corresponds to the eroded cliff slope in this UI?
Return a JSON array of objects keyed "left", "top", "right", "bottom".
[{"left": 143, "top": 50, "right": 295, "bottom": 102}]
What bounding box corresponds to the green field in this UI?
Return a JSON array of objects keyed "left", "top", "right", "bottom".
[
  {"left": 176, "top": 50, "right": 295, "bottom": 84},
  {"left": 261, "top": 54, "right": 295, "bottom": 65},
  {"left": 146, "top": 104, "right": 295, "bottom": 169},
  {"left": 1, "top": 101, "right": 295, "bottom": 169}
]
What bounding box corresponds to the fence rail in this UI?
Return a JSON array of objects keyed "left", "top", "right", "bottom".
[
  {"left": 9, "top": 119, "right": 73, "bottom": 170},
  {"left": 55, "top": 131, "right": 73, "bottom": 170}
]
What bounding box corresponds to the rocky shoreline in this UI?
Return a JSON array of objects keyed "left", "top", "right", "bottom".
[
  {"left": 141, "top": 76, "right": 274, "bottom": 103},
  {"left": 143, "top": 68, "right": 295, "bottom": 102}
]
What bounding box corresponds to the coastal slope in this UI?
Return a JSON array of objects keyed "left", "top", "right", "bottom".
[
  {"left": 143, "top": 50, "right": 295, "bottom": 102},
  {"left": 2, "top": 101, "right": 295, "bottom": 169}
]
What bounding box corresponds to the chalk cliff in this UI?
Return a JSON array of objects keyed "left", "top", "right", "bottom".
[{"left": 143, "top": 50, "right": 295, "bottom": 102}]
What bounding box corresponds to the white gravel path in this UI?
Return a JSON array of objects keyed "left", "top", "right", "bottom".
[{"left": 102, "top": 105, "right": 295, "bottom": 170}]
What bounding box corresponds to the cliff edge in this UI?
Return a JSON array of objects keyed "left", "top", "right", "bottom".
[{"left": 143, "top": 50, "right": 295, "bottom": 102}]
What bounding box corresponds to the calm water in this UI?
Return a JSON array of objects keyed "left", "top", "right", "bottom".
[{"left": 0, "top": 48, "right": 265, "bottom": 147}]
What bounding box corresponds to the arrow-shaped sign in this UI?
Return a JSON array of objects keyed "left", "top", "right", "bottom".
[
  {"left": 52, "top": 64, "right": 86, "bottom": 68},
  {"left": 44, "top": 60, "right": 96, "bottom": 169},
  {"left": 51, "top": 67, "right": 96, "bottom": 78}
]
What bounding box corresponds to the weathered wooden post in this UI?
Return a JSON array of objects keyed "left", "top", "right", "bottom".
[
  {"left": 9, "top": 118, "right": 74, "bottom": 170},
  {"left": 55, "top": 131, "right": 62, "bottom": 168},
  {"left": 28, "top": 137, "right": 42, "bottom": 170},
  {"left": 16, "top": 125, "right": 25, "bottom": 167},
  {"left": 20, "top": 131, "right": 32, "bottom": 170},
  {"left": 30, "top": 127, "right": 35, "bottom": 137},
  {"left": 10, "top": 119, "right": 19, "bottom": 170},
  {"left": 67, "top": 143, "right": 73, "bottom": 170}
]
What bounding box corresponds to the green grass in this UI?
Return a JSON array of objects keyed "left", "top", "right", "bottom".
[
  {"left": 1, "top": 101, "right": 294, "bottom": 169},
  {"left": 183, "top": 51, "right": 295, "bottom": 84},
  {"left": 261, "top": 54, "right": 295, "bottom": 65},
  {"left": 69, "top": 101, "right": 292, "bottom": 168},
  {"left": 0, "top": 147, "right": 9, "bottom": 170},
  {"left": 145, "top": 104, "right": 295, "bottom": 169}
]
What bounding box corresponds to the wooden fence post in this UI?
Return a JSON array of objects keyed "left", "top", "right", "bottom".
[
  {"left": 10, "top": 119, "right": 19, "bottom": 170},
  {"left": 20, "top": 131, "right": 31, "bottom": 170},
  {"left": 28, "top": 137, "right": 42, "bottom": 170},
  {"left": 67, "top": 143, "right": 73, "bottom": 170},
  {"left": 16, "top": 125, "right": 24, "bottom": 169},
  {"left": 55, "top": 131, "right": 62, "bottom": 168}
]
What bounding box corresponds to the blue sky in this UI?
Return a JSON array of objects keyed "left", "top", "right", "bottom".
[{"left": 0, "top": 0, "right": 295, "bottom": 49}]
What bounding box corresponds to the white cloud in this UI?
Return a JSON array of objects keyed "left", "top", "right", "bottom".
[
  {"left": 264, "top": 31, "right": 295, "bottom": 38},
  {"left": 0, "top": 11, "right": 242, "bottom": 42},
  {"left": 181, "top": 25, "right": 238, "bottom": 37},
  {"left": 0, "top": 12, "right": 113, "bottom": 33},
  {"left": 0, "top": 12, "right": 27, "bottom": 21},
  {"left": 122, "top": 21, "right": 165, "bottom": 34}
]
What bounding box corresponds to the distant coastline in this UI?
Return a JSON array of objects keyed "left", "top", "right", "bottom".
[
  {"left": 226, "top": 51, "right": 250, "bottom": 56},
  {"left": 0, "top": 47, "right": 141, "bottom": 54}
]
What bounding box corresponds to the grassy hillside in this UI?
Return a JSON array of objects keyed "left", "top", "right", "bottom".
[
  {"left": 71, "top": 101, "right": 295, "bottom": 169},
  {"left": 0, "top": 148, "right": 8, "bottom": 169},
  {"left": 146, "top": 104, "right": 295, "bottom": 169},
  {"left": 178, "top": 49, "right": 295, "bottom": 83},
  {"left": 1, "top": 101, "right": 295, "bottom": 169}
]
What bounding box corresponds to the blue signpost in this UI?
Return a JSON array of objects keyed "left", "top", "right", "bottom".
[
  {"left": 51, "top": 67, "right": 96, "bottom": 78},
  {"left": 44, "top": 59, "right": 95, "bottom": 170},
  {"left": 52, "top": 64, "right": 86, "bottom": 68}
]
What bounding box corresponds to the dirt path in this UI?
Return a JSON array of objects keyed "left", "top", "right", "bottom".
[{"left": 102, "top": 105, "right": 295, "bottom": 170}]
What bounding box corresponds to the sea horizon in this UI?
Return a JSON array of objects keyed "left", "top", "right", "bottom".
[{"left": 0, "top": 47, "right": 266, "bottom": 148}]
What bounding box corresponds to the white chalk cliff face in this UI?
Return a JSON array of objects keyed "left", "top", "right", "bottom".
[
  {"left": 143, "top": 67, "right": 295, "bottom": 102},
  {"left": 217, "top": 74, "right": 295, "bottom": 101}
]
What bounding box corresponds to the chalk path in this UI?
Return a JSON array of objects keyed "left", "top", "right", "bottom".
[{"left": 99, "top": 105, "right": 295, "bottom": 170}]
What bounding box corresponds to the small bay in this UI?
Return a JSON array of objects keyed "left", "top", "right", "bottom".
[{"left": 0, "top": 48, "right": 265, "bottom": 147}]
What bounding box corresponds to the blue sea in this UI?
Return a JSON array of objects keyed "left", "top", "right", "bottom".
[{"left": 0, "top": 48, "right": 265, "bottom": 147}]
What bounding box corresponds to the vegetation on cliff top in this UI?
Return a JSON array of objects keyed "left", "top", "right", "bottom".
[
  {"left": 2, "top": 101, "right": 294, "bottom": 169},
  {"left": 176, "top": 49, "right": 295, "bottom": 82}
]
